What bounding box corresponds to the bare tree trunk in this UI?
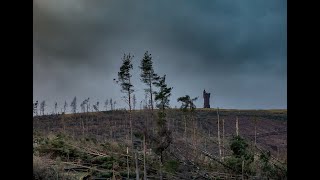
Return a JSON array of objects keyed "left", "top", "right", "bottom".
[
  {"left": 143, "top": 134, "right": 147, "bottom": 180},
  {"left": 128, "top": 76, "right": 133, "bottom": 146},
  {"left": 62, "top": 116, "right": 66, "bottom": 133},
  {"left": 222, "top": 118, "right": 225, "bottom": 161},
  {"left": 184, "top": 115, "right": 187, "bottom": 143},
  {"left": 130, "top": 113, "right": 133, "bottom": 146},
  {"left": 193, "top": 127, "right": 196, "bottom": 146},
  {"left": 172, "top": 117, "right": 175, "bottom": 134},
  {"left": 149, "top": 78, "right": 154, "bottom": 111},
  {"left": 159, "top": 154, "right": 163, "bottom": 180},
  {"left": 127, "top": 147, "right": 130, "bottom": 179},
  {"left": 112, "top": 162, "right": 116, "bottom": 180},
  {"left": 81, "top": 119, "right": 84, "bottom": 136},
  {"left": 135, "top": 151, "right": 139, "bottom": 180},
  {"left": 204, "top": 138, "right": 207, "bottom": 151},
  {"left": 217, "top": 108, "right": 222, "bottom": 160},
  {"left": 236, "top": 116, "right": 239, "bottom": 136},
  {"left": 254, "top": 119, "right": 257, "bottom": 147},
  {"left": 242, "top": 160, "right": 244, "bottom": 180}
]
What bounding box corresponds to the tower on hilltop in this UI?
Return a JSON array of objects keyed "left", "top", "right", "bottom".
[{"left": 203, "top": 89, "right": 211, "bottom": 108}]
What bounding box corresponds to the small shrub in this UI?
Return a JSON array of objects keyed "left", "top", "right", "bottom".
[{"left": 164, "top": 160, "right": 179, "bottom": 173}]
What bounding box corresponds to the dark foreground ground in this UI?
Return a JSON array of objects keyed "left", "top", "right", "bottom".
[{"left": 33, "top": 109, "right": 287, "bottom": 179}]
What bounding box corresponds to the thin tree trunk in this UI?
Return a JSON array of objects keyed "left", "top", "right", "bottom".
[
  {"left": 184, "top": 115, "right": 187, "bottom": 143},
  {"left": 135, "top": 151, "right": 139, "bottom": 180},
  {"left": 242, "top": 160, "right": 244, "bottom": 180},
  {"left": 149, "top": 78, "right": 154, "bottom": 111},
  {"left": 127, "top": 74, "right": 133, "bottom": 146},
  {"left": 143, "top": 133, "right": 147, "bottom": 180},
  {"left": 217, "top": 108, "right": 222, "bottom": 160},
  {"left": 254, "top": 119, "right": 257, "bottom": 147},
  {"left": 222, "top": 118, "right": 225, "bottom": 161},
  {"left": 236, "top": 116, "right": 239, "bottom": 136},
  {"left": 81, "top": 119, "right": 84, "bottom": 136},
  {"left": 191, "top": 110, "right": 196, "bottom": 147},
  {"left": 204, "top": 138, "right": 207, "bottom": 151},
  {"left": 127, "top": 147, "right": 130, "bottom": 179},
  {"left": 112, "top": 162, "right": 115, "bottom": 180},
  {"left": 149, "top": 77, "right": 155, "bottom": 138},
  {"left": 159, "top": 154, "right": 163, "bottom": 180}
]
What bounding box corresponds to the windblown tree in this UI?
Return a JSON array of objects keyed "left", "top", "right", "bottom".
[
  {"left": 80, "top": 100, "right": 86, "bottom": 113},
  {"left": 110, "top": 98, "right": 113, "bottom": 111},
  {"left": 104, "top": 99, "right": 109, "bottom": 111},
  {"left": 93, "top": 101, "right": 99, "bottom": 112},
  {"left": 70, "top": 96, "right": 77, "bottom": 114},
  {"left": 177, "top": 95, "right": 198, "bottom": 144},
  {"left": 153, "top": 75, "right": 173, "bottom": 180},
  {"left": 177, "top": 95, "right": 198, "bottom": 110},
  {"left": 40, "top": 100, "right": 46, "bottom": 115},
  {"left": 139, "top": 51, "right": 159, "bottom": 111},
  {"left": 33, "top": 100, "right": 38, "bottom": 116},
  {"left": 144, "top": 92, "right": 149, "bottom": 109},
  {"left": 63, "top": 101, "right": 68, "bottom": 113},
  {"left": 85, "top": 98, "right": 90, "bottom": 112},
  {"left": 116, "top": 53, "right": 137, "bottom": 179},
  {"left": 133, "top": 94, "right": 136, "bottom": 110},
  {"left": 80, "top": 98, "right": 90, "bottom": 113},
  {"left": 117, "top": 53, "right": 135, "bottom": 143},
  {"left": 96, "top": 101, "right": 99, "bottom": 111},
  {"left": 54, "top": 102, "right": 58, "bottom": 115}
]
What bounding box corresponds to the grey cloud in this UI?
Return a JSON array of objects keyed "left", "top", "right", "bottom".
[{"left": 33, "top": 0, "right": 287, "bottom": 112}]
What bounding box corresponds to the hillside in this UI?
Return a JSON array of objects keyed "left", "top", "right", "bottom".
[{"left": 33, "top": 109, "right": 287, "bottom": 179}]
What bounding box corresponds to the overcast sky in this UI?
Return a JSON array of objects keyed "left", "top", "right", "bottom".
[{"left": 33, "top": 0, "right": 287, "bottom": 113}]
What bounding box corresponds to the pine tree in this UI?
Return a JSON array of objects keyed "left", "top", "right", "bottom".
[
  {"left": 153, "top": 75, "right": 173, "bottom": 180},
  {"left": 117, "top": 53, "right": 134, "bottom": 143},
  {"left": 139, "top": 51, "right": 159, "bottom": 111},
  {"left": 116, "top": 53, "right": 138, "bottom": 179}
]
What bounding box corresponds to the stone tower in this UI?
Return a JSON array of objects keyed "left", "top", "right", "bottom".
[{"left": 203, "top": 89, "right": 211, "bottom": 108}]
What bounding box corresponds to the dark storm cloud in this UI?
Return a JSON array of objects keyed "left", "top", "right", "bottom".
[{"left": 33, "top": 0, "right": 286, "bottom": 112}]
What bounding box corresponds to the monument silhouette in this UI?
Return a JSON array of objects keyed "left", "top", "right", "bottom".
[{"left": 203, "top": 89, "right": 211, "bottom": 108}]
